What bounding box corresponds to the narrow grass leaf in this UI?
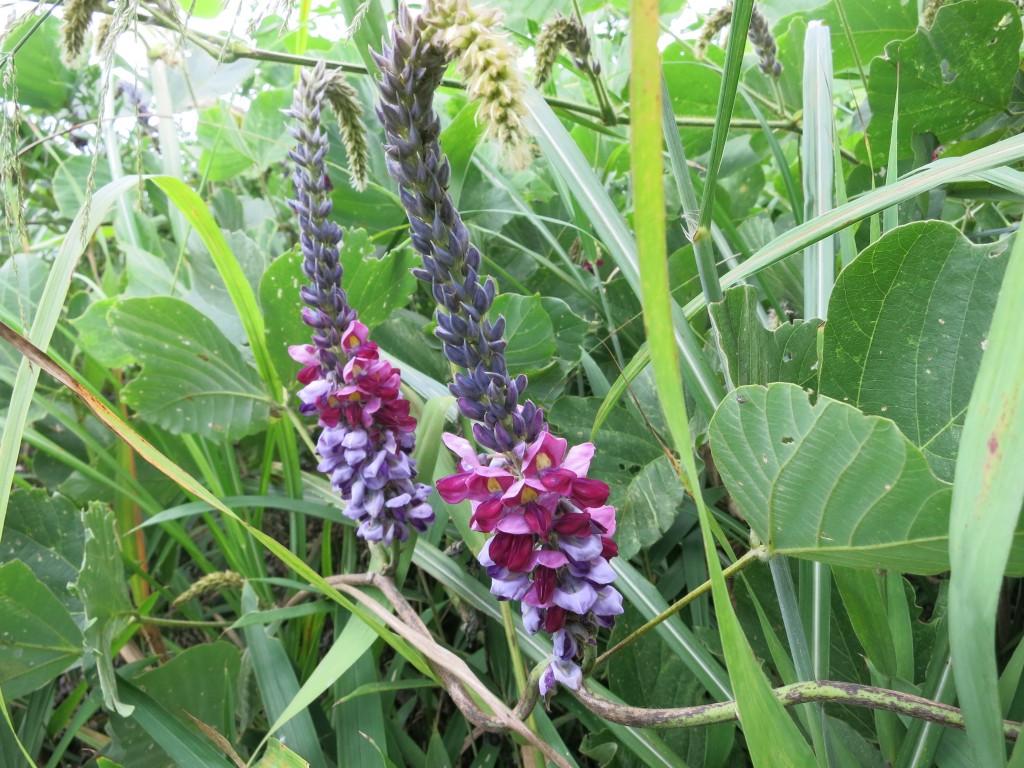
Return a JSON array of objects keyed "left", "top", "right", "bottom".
[
  {"left": 631, "top": 4, "right": 816, "bottom": 763},
  {"left": 117, "top": 680, "right": 236, "bottom": 768},
  {"left": 801, "top": 20, "right": 835, "bottom": 319},
  {"left": 0, "top": 177, "right": 139, "bottom": 540},
  {"left": 948, "top": 222, "right": 1024, "bottom": 767},
  {"left": 240, "top": 585, "right": 326, "bottom": 767},
  {"left": 265, "top": 612, "right": 377, "bottom": 740}
]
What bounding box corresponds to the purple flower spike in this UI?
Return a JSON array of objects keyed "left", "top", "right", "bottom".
[
  {"left": 374, "top": 6, "right": 622, "bottom": 693},
  {"left": 288, "top": 61, "right": 433, "bottom": 545}
]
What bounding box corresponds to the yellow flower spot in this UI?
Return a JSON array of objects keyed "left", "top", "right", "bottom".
[
  {"left": 487, "top": 478, "right": 503, "bottom": 493},
  {"left": 521, "top": 487, "right": 538, "bottom": 503},
  {"left": 535, "top": 453, "right": 552, "bottom": 471}
]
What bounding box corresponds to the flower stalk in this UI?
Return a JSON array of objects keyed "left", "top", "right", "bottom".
[
  {"left": 287, "top": 61, "right": 433, "bottom": 546},
  {"left": 374, "top": 4, "right": 623, "bottom": 694}
]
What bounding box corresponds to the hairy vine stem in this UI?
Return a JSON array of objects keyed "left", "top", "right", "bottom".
[
  {"left": 573, "top": 680, "right": 1022, "bottom": 741},
  {"left": 274, "top": 563, "right": 1024, "bottom": 746}
]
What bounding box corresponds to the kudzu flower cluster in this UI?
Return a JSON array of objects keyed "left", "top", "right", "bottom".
[
  {"left": 287, "top": 62, "right": 433, "bottom": 545},
  {"left": 373, "top": 4, "right": 623, "bottom": 693}
]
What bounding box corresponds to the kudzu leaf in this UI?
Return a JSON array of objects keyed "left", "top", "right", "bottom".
[
  {"left": 821, "top": 221, "right": 1010, "bottom": 481},
  {"left": 338, "top": 230, "right": 418, "bottom": 329},
  {"left": 710, "top": 382, "right": 1024, "bottom": 574},
  {"left": 0, "top": 490, "right": 84, "bottom": 612},
  {"left": 491, "top": 293, "right": 557, "bottom": 374},
  {"left": 866, "top": 0, "right": 1021, "bottom": 164},
  {"left": 616, "top": 455, "right": 687, "bottom": 561},
  {"left": 710, "top": 284, "right": 820, "bottom": 389},
  {"left": 0, "top": 560, "right": 82, "bottom": 699},
  {"left": 111, "top": 296, "right": 269, "bottom": 440}
]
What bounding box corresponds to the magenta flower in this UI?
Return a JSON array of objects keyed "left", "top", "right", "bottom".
[{"left": 440, "top": 428, "right": 623, "bottom": 693}]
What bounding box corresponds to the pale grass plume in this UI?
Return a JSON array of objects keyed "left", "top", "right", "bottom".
[
  {"left": 322, "top": 69, "right": 371, "bottom": 191},
  {"left": 61, "top": 0, "right": 105, "bottom": 65},
  {"left": 172, "top": 570, "right": 245, "bottom": 608},
  {"left": 695, "top": 3, "right": 733, "bottom": 59},
  {"left": 421, "top": 0, "right": 532, "bottom": 169},
  {"left": 534, "top": 13, "right": 597, "bottom": 87}
]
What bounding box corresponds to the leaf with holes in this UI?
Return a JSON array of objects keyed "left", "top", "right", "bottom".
[
  {"left": 0, "top": 490, "right": 84, "bottom": 612},
  {"left": 616, "top": 455, "right": 688, "bottom": 561},
  {"left": 110, "top": 296, "right": 269, "bottom": 440},
  {"left": 866, "top": 1, "right": 1022, "bottom": 164},
  {"left": 0, "top": 560, "right": 82, "bottom": 699},
  {"left": 710, "top": 383, "right": 1024, "bottom": 574},
  {"left": 77, "top": 502, "right": 136, "bottom": 716},
  {"left": 820, "top": 221, "right": 1010, "bottom": 481},
  {"left": 710, "top": 285, "right": 820, "bottom": 390}
]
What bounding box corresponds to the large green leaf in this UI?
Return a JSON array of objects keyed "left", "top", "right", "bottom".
[
  {"left": 71, "top": 298, "right": 135, "bottom": 370},
  {"left": 77, "top": 502, "right": 134, "bottom": 716},
  {"left": 338, "top": 230, "right": 418, "bottom": 329},
  {"left": 709, "top": 285, "right": 820, "bottom": 389},
  {"left": 491, "top": 293, "right": 557, "bottom": 374},
  {"left": 866, "top": 1, "right": 1022, "bottom": 164},
  {"left": 776, "top": 0, "right": 918, "bottom": 74},
  {"left": 820, "top": 221, "right": 1010, "bottom": 481},
  {"left": 0, "top": 560, "right": 82, "bottom": 699},
  {"left": 0, "top": 490, "right": 84, "bottom": 612},
  {"left": 710, "top": 382, "right": 1023, "bottom": 574},
  {"left": 110, "top": 296, "right": 270, "bottom": 440},
  {"left": 1, "top": 16, "right": 74, "bottom": 110},
  {"left": 260, "top": 249, "right": 309, "bottom": 392},
  {"left": 616, "top": 455, "right": 687, "bottom": 561}
]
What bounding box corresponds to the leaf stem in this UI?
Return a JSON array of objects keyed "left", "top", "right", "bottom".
[{"left": 593, "top": 547, "right": 764, "bottom": 669}]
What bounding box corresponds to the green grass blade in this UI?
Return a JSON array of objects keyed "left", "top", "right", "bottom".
[
  {"left": 801, "top": 21, "right": 836, "bottom": 319},
  {"left": 0, "top": 176, "right": 139, "bottom": 541},
  {"left": 630, "top": 4, "right": 817, "bottom": 763},
  {"left": 117, "top": 680, "right": 236, "bottom": 768},
  {"left": 696, "top": 0, "right": 753, "bottom": 234},
  {"left": 662, "top": 77, "right": 720, "bottom": 304},
  {"left": 240, "top": 585, "right": 326, "bottom": 766},
  {"left": 883, "top": 65, "right": 901, "bottom": 235},
  {"left": 690, "top": 132, "right": 1024, "bottom": 312},
  {"left": 523, "top": 86, "right": 724, "bottom": 418},
  {"left": 264, "top": 613, "right": 377, "bottom": 742},
  {"left": 948, "top": 227, "right": 1024, "bottom": 767}
]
